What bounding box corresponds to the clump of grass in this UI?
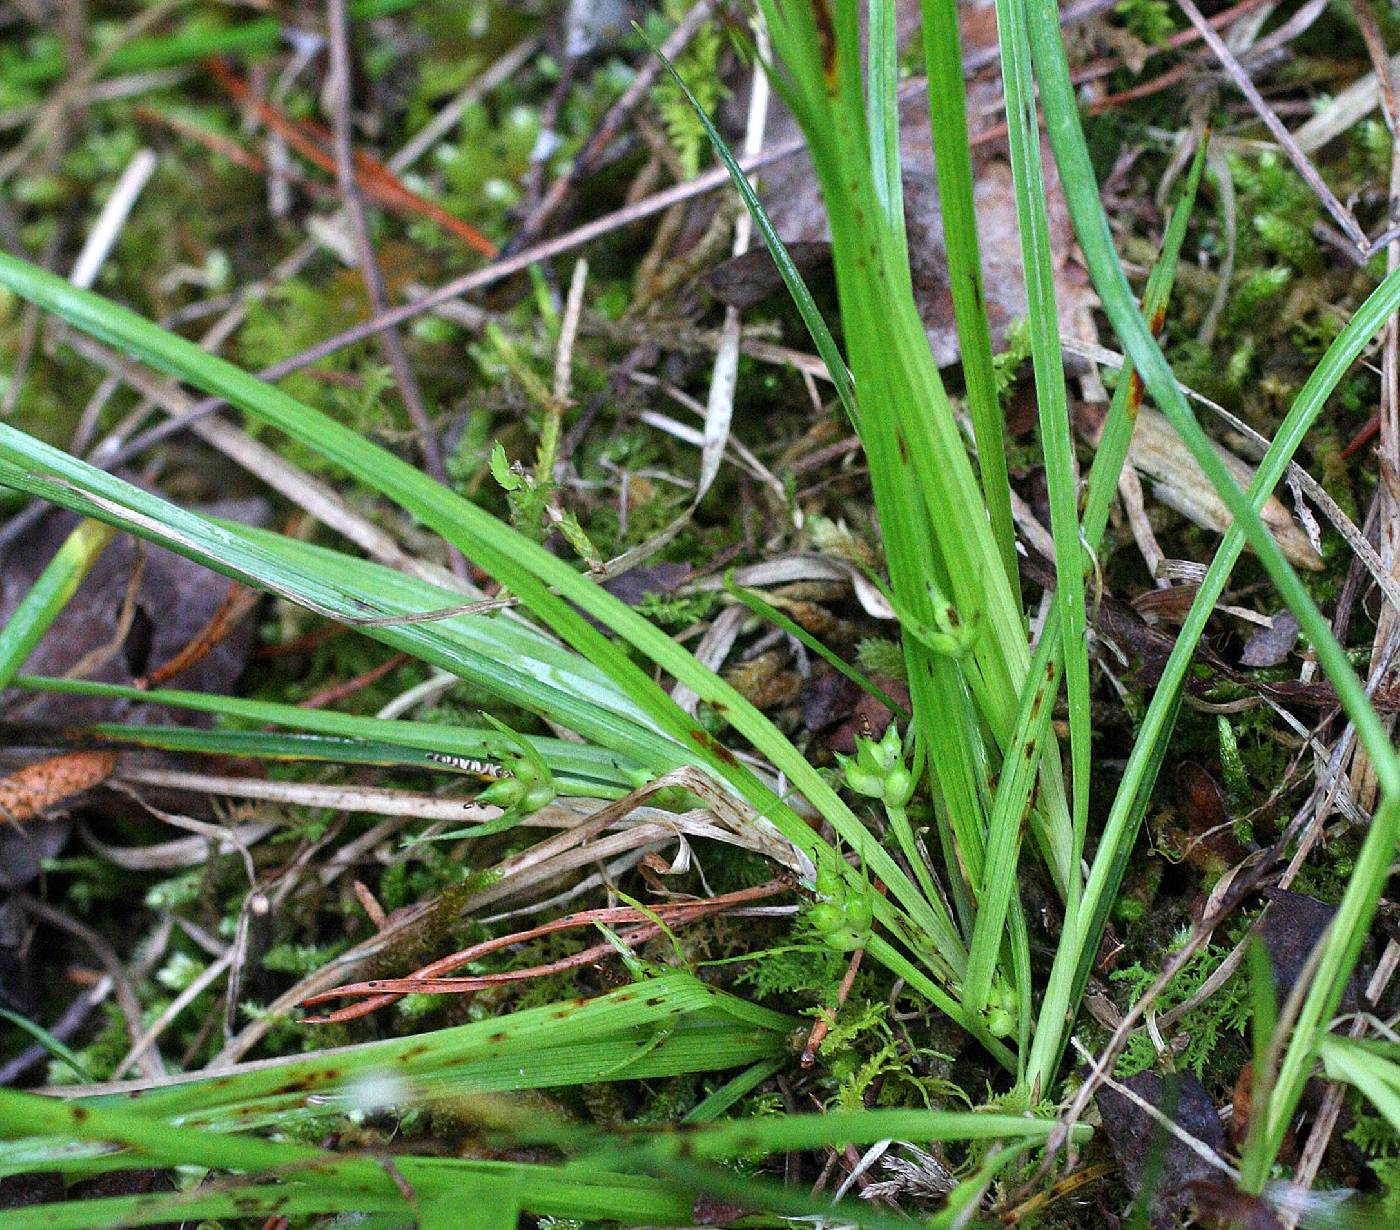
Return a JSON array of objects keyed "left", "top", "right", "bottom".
[{"left": 3, "top": 0, "right": 1400, "bottom": 1222}]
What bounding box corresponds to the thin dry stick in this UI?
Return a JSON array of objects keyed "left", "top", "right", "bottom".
[
  {"left": 1174, "top": 0, "right": 1368, "bottom": 254},
  {"left": 1348, "top": 0, "right": 1400, "bottom": 813},
  {"left": 702, "top": 13, "right": 771, "bottom": 505},
  {"left": 508, "top": 0, "right": 718, "bottom": 252},
  {"left": 78, "top": 2, "right": 1125, "bottom": 470},
  {"left": 1070, "top": 1039, "right": 1240, "bottom": 1178},
  {"left": 326, "top": 0, "right": 454, "bottom": 510},
  {"left": 17, "top": 893, "right": 166, "bottom": 1080},
  {"left": 388, "top": 39, "right": 540, "bottom": 175},
  {"left": 136, "top": 580, "right": 260, "bottom": 688},
  {"left": 553, "top": 258, "right": 588, "bottom": 407},
  {"left": 1039, "top": 835, "right": 1296, "bottom": 1173},
  {"left": 301, "top": 879, "right": 788, "bottom": 1022},
  {"left": 111, "top": 947, "right": 236, "bottom": 1081},
  {"left": 206, "top": 768, "right": 776, "bottom": 1065}
]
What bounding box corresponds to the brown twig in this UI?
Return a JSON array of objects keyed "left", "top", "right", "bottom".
[
  {"left": 324, "top": 0, "right": 463, "bottom": 576},
  {"left": 801, "top": 945, "right": 865, "bottom": 1067},
  {"left": 1174, "top": 0, "right": 1368, "bottom": 254},
  {"left": 300, "top": 878, "right": 789, "bottom": 1022},
  {"left": 134, "top": 104, "right": 341, "bottom": 202},
  {"left": 207, "top": 58, "right": 497, "bottom": 258},
  {"left": 297, "top": 652, "right": 410, "bottom": 710},
  {"left": 136, "top": 579, "right": 261, "bottom": 689},
  {"left": 507, "top": 0, "right": 718, "bottom": 254}
]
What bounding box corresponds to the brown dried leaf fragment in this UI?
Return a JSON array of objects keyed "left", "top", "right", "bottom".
[
  {"left": 1096, "top": 1071, "right": 1228, "bottom": 1229},
  {"left": 0, "top": 751, "right": 117, "bottom": 826}
]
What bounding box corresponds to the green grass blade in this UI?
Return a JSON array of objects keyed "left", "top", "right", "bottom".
[
  {"left": 867, "top": 0, "right": 908, "bottom": 254},
  {"left": 1248, "top": 796, "right": 1400, "bottom": 1185},
  {"left": 642, "top": 23, "right": 859, "bottom": 425},
  {"left": 0, "top": 459, "right": 686, "bottom": 774},
  {"left": 0, "top": 256, "right": 977, "bottom": 1006},
  {"left": 1021, "top": 0, "right": 1400, "bottom": 1089},
  {"left": 994, "top": 0, "right": 1090, "bottom": 870},
  {"left": 56, "top": 973, "right": 790, "bottom": 1132},
  {"left": 0, "top": 1008, "right": 94, "bottom": 1083},
  {"left": 0, "top": 518, "right": 114, "bottom": 690},
  {"left": 962, "top": 140, "right": 1206, "bottom": 1025},
  {"left": 0, "top": 442, "right": 971, "bottom": 1007},
  {"left": 920, "top": 0, "right": 1018, "bottom": 588},
  {"left": 12, "top": 674, "right": 643, "bottom": 791},
  {"left": 1023, "top": 0, "right": 1400, "bottom": 787}
]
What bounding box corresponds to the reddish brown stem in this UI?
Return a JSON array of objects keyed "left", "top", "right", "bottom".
[
  {"left": 207, "top": 59, "right": 497, "bottom": 257},
  {"left": 300, "top": 879, "right": 789, "bottom": 1022}
]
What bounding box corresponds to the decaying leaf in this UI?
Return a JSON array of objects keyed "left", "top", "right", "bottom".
[
  {"left": 1112, "top": 406, "right": 1323, "bottom": 573},
  {"left": 701, "top": 241, "right": 834, "bottom": 312},
  {"left": 1185, "top": 1179, "right": 1284, "bottom": 1230},
  {"left": 1258, "top": 890, "right": 1365, "bottom": 1013},
  {"left": 826, "top": 676, "right": 909, "bottom": 756},
  {"left": 1240, "top": 611, "right": 1302, "bottom": 669},
  {"left": 601, "top": 562, "right": 692, "bottom": 607},
  {"left": 1077, "top": 400, "right": 1324, "bottom": 573},
  {"left": 0, "top": 751, "right": 117, "bottom": 827},
  {"left": 0, "top": 503, "right": 267, "bottom": 728},
  {"left": 1155, "top": 761, "right": 1252, "bottom": 877},
  {"left": 1096, "top": 1070, "right": 1228, "bottom": 1229}
]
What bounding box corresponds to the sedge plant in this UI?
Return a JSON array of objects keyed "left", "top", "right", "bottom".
[
  {"left": 3, "top": 0, "right": 1400, "bottom": 1216},
  {"left": 695, "top": 0, "right": 1400, "bottom": 1164}
]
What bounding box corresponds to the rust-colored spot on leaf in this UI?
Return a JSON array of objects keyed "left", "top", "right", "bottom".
[
  {"left": 1126, "top": 369, "right": 1145, "bottom": 415},
  {"left": 688, "top": 728, "right": 739, "bottom": 768},
  {"left": 811, "top": 0, "right": 839, "bottom": 90},
  {"left": 0, "top": 751, "right": 117, "bottom": 825}
]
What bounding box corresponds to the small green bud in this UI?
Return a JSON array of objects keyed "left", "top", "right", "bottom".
[
  {"left": 872, "top": 723, "right": 903, "bottom": 771},
  {"left": 837, "top": 752, "right": 885, "bottom": 800},
  {"left": 477, "top": 776, "right": 526, "bottom": 809},
  {"left": 844, "top": 894, "right": 873, "bottom": 933},
  {"left": 986, "top": 1007, "right": 1015, "bottom": 1038},
  {"left": 985, "top": 977, "right": 1018, "bottom": 1037},
  {"left": 521, "top": 780, "right": 557, "bottom": 815},
  {"left": 882, "top": 767, "right": 915, "bottom": 809},
  {"left": 823, "top": 924, "right": 866, "bottom": 952}
]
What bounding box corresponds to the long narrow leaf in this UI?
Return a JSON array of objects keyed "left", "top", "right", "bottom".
[
  {"left": 1022, "top": 0, "right": 1400, "bottom": 1094},
  {"left": 920, "top": 0, "right": 1018, "bottom": 588},
  {"left": 0, "top": 256, "right": 981, "bottom": 1020}
]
